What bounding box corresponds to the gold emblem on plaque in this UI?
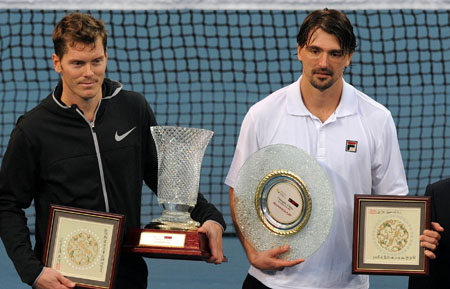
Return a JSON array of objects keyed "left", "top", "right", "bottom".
[
  {"left": 376, "top": 219, "right": 409, "bottom": 253},
  {"left": 255, "top": 170, "right": 312, "bottom": 235},
  {"left": 66, "top": 231, "right": 100, "bottom": 267}
]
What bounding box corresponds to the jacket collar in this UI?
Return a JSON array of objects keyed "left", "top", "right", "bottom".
[{"left": 51, "top": 78, "right": 123, "bottom": 109}]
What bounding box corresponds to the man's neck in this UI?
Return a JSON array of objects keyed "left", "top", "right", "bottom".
[
  {"left": 61, "top": 93, "right": 101, "bottom": 123},
  {"left": 300, "top": 79, "right": 343, "bottom": 123}
]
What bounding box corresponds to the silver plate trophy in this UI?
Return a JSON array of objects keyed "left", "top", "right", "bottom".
[
  {"left": 148, "top": 126, "right": 214, "bottom": 230},
  {"left": 122, "top": 126, "right": 214, "bottom": 260},
  {"left": 233, "top": 144, "right": 334, "bottom": 260}
]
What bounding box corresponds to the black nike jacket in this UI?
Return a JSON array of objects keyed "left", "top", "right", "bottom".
[{"left": 0, "top": 78, "right": 226, "bottom": 286}]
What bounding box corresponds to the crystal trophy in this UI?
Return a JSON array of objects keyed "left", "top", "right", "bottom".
[
  {"left": 148, "top": 126, "right": 213, "bottom": 229},
  {"left": 233, "top": 144, "right": 334, "bottom": 260},
  {"left": 123, "top": 126, "right": 214, "bottom": 260}
]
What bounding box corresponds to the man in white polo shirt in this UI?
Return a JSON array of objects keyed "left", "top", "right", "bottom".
[{"left": 225, "top": 9, "right": 442, "bottom": 289}]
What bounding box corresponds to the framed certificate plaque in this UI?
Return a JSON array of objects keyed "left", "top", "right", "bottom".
[
  {"left": 43, "top": 205, "right": 125, "bottom": 289},
  {"left": 352, "top": 195, "right": 430, "bottom": 275}
]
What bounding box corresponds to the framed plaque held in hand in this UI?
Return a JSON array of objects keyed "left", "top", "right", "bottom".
[
  {"left": 43, "top": 205, "right": 125, "bottom": 289},
  {"left": 352, "top": 195, "right": 430, "bottom": 275}
]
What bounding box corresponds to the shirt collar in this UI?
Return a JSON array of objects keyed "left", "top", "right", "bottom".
[{"left": 286, "top": 76, "right": 358, "bottom": 118}]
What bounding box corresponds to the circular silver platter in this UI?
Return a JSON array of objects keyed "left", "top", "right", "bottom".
[{"left": 234, "top": 144, "right": 334, "bottom": 260}]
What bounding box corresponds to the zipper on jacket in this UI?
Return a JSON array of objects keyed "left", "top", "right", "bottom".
[{"left": 75, "top": 103, "right": 110, "bottom": 212}]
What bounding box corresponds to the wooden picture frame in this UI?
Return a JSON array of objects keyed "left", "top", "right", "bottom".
[
  {"left": 353, "top": 195, "right": 430, "bottom": 275},
  {"left": 43, "top": 205, "right": 124, "bottom": 289}
]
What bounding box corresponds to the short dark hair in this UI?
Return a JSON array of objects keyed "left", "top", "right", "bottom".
[
  {"left": 297, "top": 9, "right": 356, "bottom": 55},
  {"left": 52, "top": 12, "right": 107, "bottom": 59}
]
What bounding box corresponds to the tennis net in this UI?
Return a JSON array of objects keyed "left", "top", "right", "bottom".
[{"left": 1, "top": 9, "right": 449, "bottom": 233}]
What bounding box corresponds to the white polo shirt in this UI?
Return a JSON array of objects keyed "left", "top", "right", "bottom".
[{"left": 225, "top": 76, "right": 408, "bottom": 289}]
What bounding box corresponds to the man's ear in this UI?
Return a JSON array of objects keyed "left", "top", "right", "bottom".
[
  {"left": 52, "top": 53, "right": 62, "bottom": 74},
  {"left": 297, "top": 44, "right": 303, "bottom": 62},
  {"left": 345, "top": 52, "right": 353, "bottom": 67}
]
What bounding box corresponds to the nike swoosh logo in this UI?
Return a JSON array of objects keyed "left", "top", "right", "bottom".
[{"left": 115, "top": 127, "right": 136, "bottom": 142}]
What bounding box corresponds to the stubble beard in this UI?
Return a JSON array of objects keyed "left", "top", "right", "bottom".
[{"left": 310, "top": 68, "right": 336, "bottom": 92}]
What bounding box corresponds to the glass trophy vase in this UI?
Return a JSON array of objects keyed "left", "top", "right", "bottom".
[{"left": 148, "top": 126, "right": 213, "bottom": 230}]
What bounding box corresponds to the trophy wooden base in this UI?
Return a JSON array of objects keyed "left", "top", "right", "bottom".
[{"left": 122, "top": 228, "right": 211, "bottom": 261}]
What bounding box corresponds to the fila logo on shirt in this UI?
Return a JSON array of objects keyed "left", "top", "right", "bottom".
[{"left": 345, "top": 140, "right": 358, "bottom": 153}]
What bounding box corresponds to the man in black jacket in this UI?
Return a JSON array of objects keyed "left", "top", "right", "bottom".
[
  {"left": 0, "top": 12, "right": 226, "bottom": 289},
  {"left": 408, "top": 178, "right": 450, "bottom": 289}
]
